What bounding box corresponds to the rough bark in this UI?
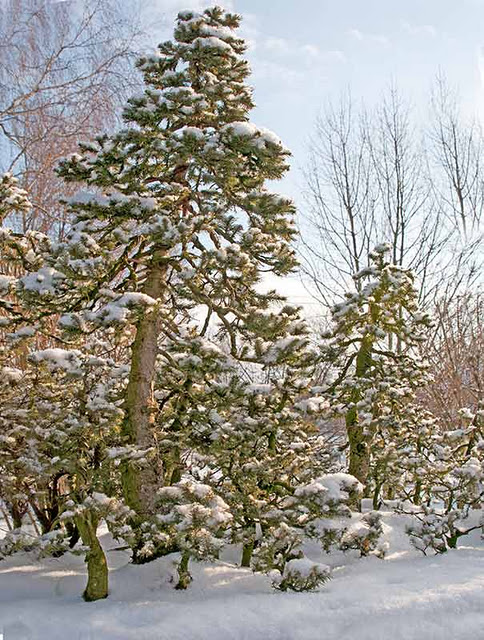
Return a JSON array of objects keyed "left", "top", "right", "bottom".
[
  {"left": 346, "top": 335, "right": 373, "bottom": 489},
  {"left": 10, "top": 501, "right": 24, "bottom": 529},
  {"left": 347, "top": 424, "right": 371, "bottom": 486},
  {"left": 75, "top": 513, "right": 108, "bottom": 602},
  {"left": 121, "top": 249, "right": 166, "bottom": 519}
]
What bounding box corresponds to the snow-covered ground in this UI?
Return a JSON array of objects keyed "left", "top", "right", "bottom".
[{"left": 1, "top": 512, "right": 483, "bottom": 640}]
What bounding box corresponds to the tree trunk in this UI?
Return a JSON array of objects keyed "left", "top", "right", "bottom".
[
  {"left": 346, "top": 336, "right": 373, "bottom": 491},
  {"left": 241, "top": 540, "right": 254, "bottom": 567},
  {"left": 175, "top": 551, "right": 192, "bottom": 589},
  {"left": 75, "top": 513, "right": 108, "bottom": 602},
  {"left": 347, "top": 424, "right": 371, "bottom": 487},
  {"left": 9, "top": 500, "right": 29, "bottom": 529},
  {"left": 121, "top": 249, "right": 166, "bottom": 519}
]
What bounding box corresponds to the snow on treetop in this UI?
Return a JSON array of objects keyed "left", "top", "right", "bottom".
[
  {"left": 191, "top": 36, "right": 233, "bottom": 52},
  {"left": 199, "top": 23, "right": 236, "bottom": 40},
  {"left": 373, "top": 243, "right": 391, "bottom": 254},
  {"left": 221, "top": 122, "right": 286, "bottom": 150}
]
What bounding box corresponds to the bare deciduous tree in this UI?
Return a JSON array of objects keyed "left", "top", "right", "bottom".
[
  {"left": 423, "top": 291, "right": 484, "bottom": 428},
  {"left": 301, "top": 86, "right": 452, "bottom": 308},
  {"left": 301, "top": 93, "right": 374, "bottom": 306},
  {"left": 0, "top": 0, "right": 142, "bottom": 238}
]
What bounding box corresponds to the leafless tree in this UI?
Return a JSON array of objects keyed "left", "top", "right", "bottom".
[
  {"left": 430, "top": 76, "right": 484, "bottom": 240},
  {"left": 300, "top": 86, "right": 451, "bottom": 308},
  {"left": 301, "top": 93, "right": 375, "bottom": 306},
  {"left": 0, "top": 0, "right": 142, "bottom": 238},
  {"left": 422, "top": 291, "right": 484, "bottom": 428},
  {"left": 426, "top": 75, "right": 484, "bottom": 298}
]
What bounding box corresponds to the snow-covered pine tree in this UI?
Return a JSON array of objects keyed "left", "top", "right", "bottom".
[
  {"left": 0, "top": 344, "right": 134, "bottom": 601},
  {"left": 156, "top": 479, "right": 232, "bottom": 589},
  {"left": 148, "top": 305, "right": 341, "bottom": 578},
  {"left": 32, "top": 6, "right": 300, "bottom": 557},
  {"left": 0, "top": 173, "right": 135, "bottom": 601},
  {"left": 403, "top": 403, "right": 484, "bottom": 553},
  {"left": 0, "top": 172, "right": 49, "bottom": 528},
  {"left": 321, "top": 244, "right": 433, "bottom": 499}
]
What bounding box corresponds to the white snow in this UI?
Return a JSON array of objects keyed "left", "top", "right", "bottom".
[
  {"left": 21, "top": 266, "right": 65, "bottom": 296},
  {"left": 283, "top": 556, "right": 330, "bottom": 579},
  {"left": 192, "top": 36, "right": 233, "bottom": 52},
  {"left": 0, "top": 274, "right": 15, "bottom": 294},
  {"left": 221, "top": 121, "right": 286, "bottom": 150},
  {"left": 30, "top": 348, "right": 83, "bottom": 374},
  {"left": 90, "top": 292, "right": 157, "bottom": 325},
  {"left": 1, "top": 366, "right": 23, "bottom": 383},
  {"left": 1, "top": 513, "right": 483, "bottom": 639}
]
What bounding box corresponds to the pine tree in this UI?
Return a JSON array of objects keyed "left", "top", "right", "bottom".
[
  {"left": 0, "top": 336, "right": 136, "bottom": 601},
  {"left": 0, "top": 172, "right": 50, "bottom": 528},
  {"left": 402, "top": 404, "right": 484, "bottom": 553},
  {"left": 322, "top": 244, "right": 433, "bottom": 498},
  {"left": 0, "top": 173, "right": 135, "bottom": 601},
  {"left": 147, "top": 305, "right": 339, "bottom": 574},
  {"left": 23, "top": 6, "right": 301, "bottom": 556}
]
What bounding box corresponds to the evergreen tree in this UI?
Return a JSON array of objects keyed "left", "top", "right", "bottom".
[
  {"left": 18, "top": 7, "right": 301, "bottom": 556},
  {"left": 402, "top": 404, "right": 484, "bottom": 553},
  {"left": 322, "top": 244, "right": 433, "bottom": 498},
  {"left": 0, "top": 172, "right": 134, "bottom": 601},
  {"left": 146, "top": 306, "right": 349, "bottom": 579},
  {"left": 7, "top": 7, "right": 306, "bottom": 563}
]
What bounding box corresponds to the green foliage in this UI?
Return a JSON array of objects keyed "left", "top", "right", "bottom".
[{"left": 322, "top": 244, "right": 433, "bottom": 494}]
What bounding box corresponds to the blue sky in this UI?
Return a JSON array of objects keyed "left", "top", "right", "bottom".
[
  {"left": 147, "top": 0, "right": 484, "bottom": 201},
  {"left": 143, "top": 0, "right": 484, "bottom": 315}
]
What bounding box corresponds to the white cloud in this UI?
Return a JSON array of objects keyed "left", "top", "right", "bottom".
[
  {"left": 301, "top": 44, "right": 320, "bottom": 58},
  {"left": 402, "top": 21, "right": 437, "bottom": 38},
  {"left": 478, "top": 46, "right": 484, "bottom": 118},
  {"left": 156, "top": 0, "right": 235, "bottom": 12},
  {"left": 251, "top": 59, "right": 305, "bottom": 86},
  {"left": 239, "top": 12, "right": 259, "bottom": 52},
  {"left": 320, "top": 49, "right": 346, "bottom": 63},
  {"left": 348, "top": 28, "right": 364, "bottom": 41},
  {"left": 261, "top": 37, "right": 345, "bottom": 66},
  {"left": 348, "top": 28, "right": 390, "bottom": 46}
]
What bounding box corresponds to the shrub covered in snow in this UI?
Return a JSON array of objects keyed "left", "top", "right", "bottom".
[
  {"left": 276, "top": 557, "right": 331, "bottom": 592},
  {"left": 156, "top": 480, "right": 232, "bottom": 589},
  {"left": 340, "top": 511, "right": 387, "bottom": 558}
]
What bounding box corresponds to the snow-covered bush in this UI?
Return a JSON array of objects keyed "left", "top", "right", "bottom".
[
  {"left": 252, "top": 523, "right": 331, "bottom": 592},
  {"left": 401, "top": 406, "right": 484, "bottom": 553},
  {"left": 276, "top": 557, "right": 331, "bottom": 592},
  {"left": 0, "top": 528, "right": 70, "bottom": 560},
  {"left": 340, "top": 511, "right": 387, "bottom": 558},
  {"left": 156, "top": 480, "right": 232, "bottom": 589},
  {"left": 252, "top": 474, "right": 362, "bottom": 589}
]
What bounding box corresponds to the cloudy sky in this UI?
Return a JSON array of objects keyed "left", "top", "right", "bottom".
[
  {"left": 146, "top": 0, "right": 484, "bottom": 199},
  {"left": 143, "top": 0, "right": 484, "bottom": 315}
]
